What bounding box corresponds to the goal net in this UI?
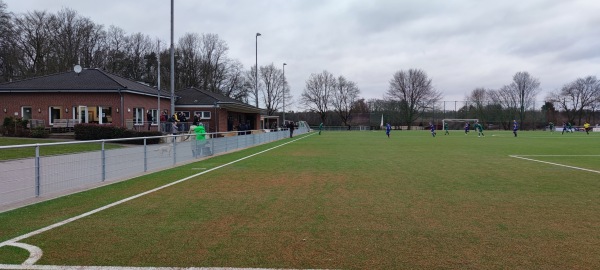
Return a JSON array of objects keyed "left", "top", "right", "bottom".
[{"left": 442, "top": 119, "right": 479, "bottom": 130}]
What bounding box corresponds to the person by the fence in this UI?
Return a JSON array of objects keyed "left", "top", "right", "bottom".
[
  {"left": 319, "top": 122, "right": 323, "bottom": 135},
  {"left": 146, "top": 110, "right": 153, "bottom": 131},
  {"left": 548, "top": 122, "right": 554, "bottom": 132},
  {"left": 193, "top": 113, "right": 200, "bottom": 126},
  {"left": 513, "top": 120, "right": 518, "bottom": 137},
  {"left": 464, "top": 122, "right": 470, "bottom": 135},
  {"left": 444, "top": 122, "right": 449, "bottom": 135},
  {"left": 287, "top": 121, "right": 295, "bottom": 138},
  {"left": 192, "top": 124, "right": 208, "bottom": 156}
]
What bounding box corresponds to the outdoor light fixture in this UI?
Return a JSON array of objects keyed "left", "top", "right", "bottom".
[
  {"left": 3, "top": 108, "right": 6, "bottom": 113},
  {"left": 38, "top": 108, "right": 41, "bottom": 113},
  {"left": 255, "top": 32, "right": 261, "bottom": 108},
  {"left": 116, "top": 108, "right": 119, "bottom": 113},
  {"left": 65, "top": 108, "right": 69, "bottom": 113},
  {"left": 127, "top": 108, "right": 131, "bottom": 112}
]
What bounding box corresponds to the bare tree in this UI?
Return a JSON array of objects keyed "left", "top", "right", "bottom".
[
  {"left": 386, "top": 69, "right": 442, "bottom": 128},
  {"left": 331, "top": 75, "right": 360, "bottom": 126},
  {"left": 508, "top": 71, "right": 541, "bottom": 126},
  {"left": 105, "top": 25, "right": 127, "bottom": 75},
  {"left": 0, "top": 0, "right": 15, "bottom": 81},
  {"left": 466, "top": 87, "right": 491, "bottom": 123},
  {"left": 49, "top": 8, "right": 100, "bottom": 72},
  {"left": 177, "top": 33, "right": 202, "bottom": 88},
  {"left": 198, "top": 33, "right": 229, "bottom": 93},
  {"left": 12, "top": 11, "right": 55, "bottom": 77},
  {"left": 301, "top": 70, "right": 336, "bottom": 123},
  {"left": 123, "top": 32, "right": 153, "bottom": 81},
  {"left": 550, "top": 76, "right": 600, "bottom": 125},
  {"left": 220, "top": 59, "right": 248, "bottom": 101},
  {"left": 488, "top": 86, "right": 519, "bottom": 129},
  {"left": 259, "top": 63, "right": 286, "bottom": 115}
]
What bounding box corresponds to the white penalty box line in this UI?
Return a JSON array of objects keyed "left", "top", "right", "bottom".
[
  {"left": 0, "top": 133, "right": 315, "bottom": 265},
  {"left": 509, "top": 155, "right": 600, "bottom": 174}
]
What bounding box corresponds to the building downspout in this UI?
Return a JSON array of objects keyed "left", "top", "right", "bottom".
[{"left": 119, "top": 89, "right": 124, "bottom": 128}]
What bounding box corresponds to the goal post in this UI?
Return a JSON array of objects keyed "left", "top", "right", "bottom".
[{"left": 442, "top": 119, "right": 479, "bottom": 130}]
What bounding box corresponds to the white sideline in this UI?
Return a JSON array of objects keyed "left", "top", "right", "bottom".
[
  {"left": 0, "top": 133, "right": 313, "bottom": 266},
  {"left": 509, "top": 155, "right": 600, "bottom": 174},
  {"left": 0, "top": 266, "right": 320, "bottom": 270}
]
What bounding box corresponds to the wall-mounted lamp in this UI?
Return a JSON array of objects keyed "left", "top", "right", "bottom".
[
  {"left": 116, "top": 108, "right": 119, "bottom": 113},
  {"left": 127, "top": 108, "right": 131, "bottom": 112},
  {"left": 38, "top": 108, "right": 41, "bottom": 113},
  {"left": 65, "top": 108, "right": 69, "bottom": 113},
  {"left": 3, "top": 108, "right": 6, "bottom": 113}
]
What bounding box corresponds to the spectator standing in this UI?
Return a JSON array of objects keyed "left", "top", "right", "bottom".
[
  {"left": 146, "top": 110, "right": 153, "bottom": 131},
  {"left": 288, "top": 121, "right": 295, "bottom": 138}
]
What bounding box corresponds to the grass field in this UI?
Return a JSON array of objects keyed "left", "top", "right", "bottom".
[
  {"left": 0, "top": 137, "right": 122, "bottom": 161},
  {"left": 0, "top": 130, "right": 599, "bottom": 269}
]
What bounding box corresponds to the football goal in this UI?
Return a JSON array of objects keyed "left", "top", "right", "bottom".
[{"left": 442, "top": 119, "right": 479, "bottom": 130}]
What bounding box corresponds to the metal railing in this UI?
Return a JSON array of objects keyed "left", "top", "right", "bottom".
[{"left": 0, "top": 126, "right": 309, "bottom": 211}]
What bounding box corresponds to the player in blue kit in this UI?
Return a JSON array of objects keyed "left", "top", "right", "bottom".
[
  {"left": 512, "top": 120, "right": 518, "bottom": 137},
  {"left": 429, "top": 122, "right": 436, "bottom": 137},
  {"left": 385, "top": 123, "right": 391, "bottom": 138},
  {"left": 464, "top": 122, "right": 470, "bottom": 135}
]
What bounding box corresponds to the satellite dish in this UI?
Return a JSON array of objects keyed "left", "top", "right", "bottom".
[{"left": 74, "top": 65, "right": 82, "bottom": 74}]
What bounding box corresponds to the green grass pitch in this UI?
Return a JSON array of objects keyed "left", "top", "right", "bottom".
[{"left": 0, "top": 130, "right": 599, "bottom": 269}]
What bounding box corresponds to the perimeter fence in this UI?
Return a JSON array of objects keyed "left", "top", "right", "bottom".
[{"left": 0, "top": 126, "right": 309, "bottom": 211}]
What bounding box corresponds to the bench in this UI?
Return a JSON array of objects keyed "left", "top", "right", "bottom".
[
  {"left": 28, "top": 119, "right": 46, "bottom": 129},
  {"left": 51, "top": 119, "right": 80, "bottom": 132}
]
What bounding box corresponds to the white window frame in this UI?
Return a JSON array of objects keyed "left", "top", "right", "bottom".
[
  {"left": 21, "top": 106, "right": 32, "bottom": 120},
  {"left": 48, "top": 106, "right": 63, "bottom": 125},
  {"left": 194, "top": 111, "right": 211, "bottom": 119},
  {"left": 133, "top": 107, "right": 144, "bottom": 125},
  {"left": 176, "top": 111, "right": 190, "bottom": 120},
  {"left": 149, "top": 109, "right": 158, "bottom": 125}
]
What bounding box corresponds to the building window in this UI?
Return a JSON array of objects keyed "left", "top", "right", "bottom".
[
  {"left": 99, "top": 107, "right": 112, "bottom": 124},
  {"left": 176, "top": 111, "right": 190, "bottom": 120},
  {"left": 49, "top": 106, "right": 63, "bottom": 124},
  {"left": 149, "top": 109, "right": 158, "bottom": 124},
  {"left": 21, "top": 106, "right": 32, "bottom": 120},
  {"left": 133, "top": 108, "right": 144, "bottom": 125},
  {"left": 194, "top": 111, "right": 211, "bottom": 119}
]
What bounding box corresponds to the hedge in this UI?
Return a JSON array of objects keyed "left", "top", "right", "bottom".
[{"left": 74, "top": 124, "right": 162, "bottom": 144}]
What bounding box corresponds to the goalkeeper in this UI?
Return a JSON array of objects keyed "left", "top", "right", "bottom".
[{"left": 474, "top": 121, "right": 484, "bottom": 137}]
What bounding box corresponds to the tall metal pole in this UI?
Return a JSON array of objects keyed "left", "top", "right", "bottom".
[
  {"left": 282, "top": 63, "right": 287, "bottom": 124},
  {"left": 170, "top": 0, "right": 175, "bottom": 116},
  {"left": 157, "top": 40, "right": 161, "bottom": 132},
  {"left": 255, "top": 33, "right": 261, "bottom": 108}
]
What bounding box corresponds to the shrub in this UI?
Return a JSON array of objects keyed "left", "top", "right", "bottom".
[
  {"left": 74, "top": 123, "right": 162, "bottom": 144},
  {"left": 30, "top": 126, "right": 50, "bottom": 138},
  {"left": 2, "top": 116, "right": 29, "bottom": 136}
]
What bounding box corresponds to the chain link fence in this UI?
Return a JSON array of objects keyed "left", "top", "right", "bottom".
[{"left": 0, "top": 126, "right": 309, "bottom": 211}]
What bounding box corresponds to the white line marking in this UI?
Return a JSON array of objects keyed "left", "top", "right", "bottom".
[
  {"left": 0, "top": 266, "right": 315, "bottom": 270},
  {"left": 509, "top": 155, "right": 600, "bottom": 174},
  {"left": 515, "top": 155, "right": 600, "bottom": 157},
  {"left": 0, "top": 134, "right": 313, "bottom": 252},
  {"left": 6, "top": 242, "right": 42, "bottom": 265}
]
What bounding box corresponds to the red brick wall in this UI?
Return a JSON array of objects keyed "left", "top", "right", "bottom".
[{"left": 0, "top": 92, "right": 170, "bottom": 128}]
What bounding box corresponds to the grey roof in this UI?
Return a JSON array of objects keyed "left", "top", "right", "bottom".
[
  {"left": 0, "top": 68, "right": 169, "bottom": 98},
  {"left": 175, "top": 87, "right": 260, "bottom": 113}
]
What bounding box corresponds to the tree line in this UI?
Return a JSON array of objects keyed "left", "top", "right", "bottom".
[
  {"left": 2, "top": 1, "right": 598, "bottom": 128},
  {"left": 0, "top": 2, "right": 288, "bottom": 117}
]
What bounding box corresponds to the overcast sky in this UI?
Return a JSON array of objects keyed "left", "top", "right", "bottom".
[{"left": 7, "top": 0, "right": 600, "bottom": 109}]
